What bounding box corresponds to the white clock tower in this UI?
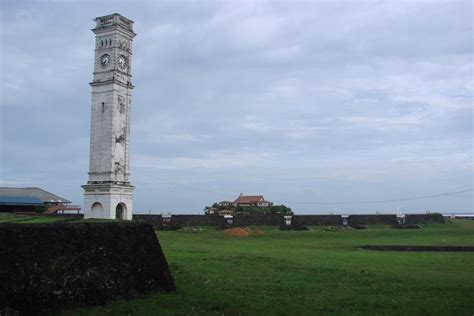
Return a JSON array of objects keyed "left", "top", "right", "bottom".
[{"left": 82, "top": 13, "right": 136, "bottom": 220}]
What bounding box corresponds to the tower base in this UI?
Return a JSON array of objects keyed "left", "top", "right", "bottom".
[{"left": 82, "top": 183, "right": 134, "bottom": 220}]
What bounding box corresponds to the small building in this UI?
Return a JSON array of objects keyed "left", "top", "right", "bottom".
[
  {"left": 233, "top": 193, "right": 274, "bottom": 207},
  {"left": 217, "top": 201, "right": 233, "bottom": 207},
  {"left": 218, "top": 209, "right": 234, "bottom": 216},
  {"left": 204, "top": 207, "right": 218, "bottom": 215},
  {"left": 0, "top": 187, "right": 80, "bottom": 214}
]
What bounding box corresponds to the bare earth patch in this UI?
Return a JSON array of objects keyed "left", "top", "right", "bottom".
[{"left": 224, "top": 227, "right": 264, "bottom": 237}]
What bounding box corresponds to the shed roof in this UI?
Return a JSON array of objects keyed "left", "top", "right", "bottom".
[{"left": 0, "top": 187, "right": 71, "bottom": 203}]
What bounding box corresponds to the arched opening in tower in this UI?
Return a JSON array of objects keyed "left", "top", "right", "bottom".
[{"left": 116, "top": 203, "right": 126, "bottom": 220}]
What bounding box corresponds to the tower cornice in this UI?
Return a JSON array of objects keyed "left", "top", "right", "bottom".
[
  {"left": 89, "top": 78, "right": 134, "bottom": 89},
  {"left": 92, "top": 13, "right": 136, "bottom": 38}
]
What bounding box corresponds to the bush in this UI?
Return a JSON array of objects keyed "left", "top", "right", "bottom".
[{"left": 234, "top": 205, "right": 293, "bottom": 215}]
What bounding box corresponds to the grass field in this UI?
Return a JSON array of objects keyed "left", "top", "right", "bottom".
[
  {"left": 0, "top": 213, "right": 77, "bottom": 224},
  {"left": 55, "top": 220, "right": 474, "bottom": 316},
  {"left": 2, "top": 214, "right": 473, "bottom": 315}
]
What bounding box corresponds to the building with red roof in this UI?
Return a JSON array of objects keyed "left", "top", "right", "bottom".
[{"left": 233, "top": 193, "right": 273, "bottom": 207}]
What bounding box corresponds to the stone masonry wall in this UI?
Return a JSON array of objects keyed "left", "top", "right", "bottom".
[
  {"left": 232, "top": 214, "right": 284, "bottom": 226},
  {"left": 133, "top": 214, "right": 163, "bottom": 228},
  {"left": 405, "top": 213, "right": 444, "bottom": 224},
  {"left": 171, "top": 215, "right": 225, "bottom": 227},
  {"left": 0, "top": 222, "right": 175, "bottom": 315},
  {"left": 130, "top": 214, "right": 445, "bottom": 227},
  {"left": 348, "top": 214, "right": 397, "bottom": 226},
  {"left": 292, "top": 215, "right": 342, "bottom": 226}
]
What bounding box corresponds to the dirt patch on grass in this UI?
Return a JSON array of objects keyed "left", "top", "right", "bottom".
[
  {"left": 224, "top": 227, "right": 264, "bottom": 237},
  {"left": 361, "top": 245, "right": 474, "bottom": 252},
  {"left": 225, "top": 227, "right": 249, "bottom": 237}
]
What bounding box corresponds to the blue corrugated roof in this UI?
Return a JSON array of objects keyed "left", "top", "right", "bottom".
[
  {"left": 0, "top": 196, "right": 44, "bottom": 206},
  {"left": 0, "top": 187, "right": 71, "bottom": 203}
]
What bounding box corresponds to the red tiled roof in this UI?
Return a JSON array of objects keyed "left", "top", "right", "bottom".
[{"left": 233, "top": 195, "right": 264, "bottom": 204}]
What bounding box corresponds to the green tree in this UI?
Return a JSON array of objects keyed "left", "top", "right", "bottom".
[{"left": 269, "top": 205, "right": 293, "bottom": 215}]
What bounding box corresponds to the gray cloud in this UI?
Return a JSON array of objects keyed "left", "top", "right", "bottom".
[{"left": 1, "top": 0, "right": 472, "bottom": 214}]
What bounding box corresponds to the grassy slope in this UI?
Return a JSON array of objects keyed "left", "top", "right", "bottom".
[
  {"left": 0, "top": 213, "right": 75, "bottom": 224},
  {"left": 62, "top": 220, "right": 474, "bottom": 316},
  {"left": 0, "top": 213, "right": 117, "bottom": 224}
]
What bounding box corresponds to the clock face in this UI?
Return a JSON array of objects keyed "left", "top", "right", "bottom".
[
  {"left": 118, "top": 55, "right": 127, "bottom": 70},
  {"left": 100, "top": 54, "right": 110, "bottom": 67}
]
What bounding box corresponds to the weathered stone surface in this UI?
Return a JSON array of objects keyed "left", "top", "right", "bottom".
[
  {"left": 133, "top": 214, "right": 163, "bottom": 228},
  {"left": 348, "top": 215, "right": 397, "bottom": 226},
  {"left": 132, "top": 214, "right": 444, "bottom": 227},
  {"left": 83, "top": 14, "right": 137, "bottom": 219},
  {"left": 292, "top": 215, "right": 342, "bottom": 226},
  {"left": 405, "top": 213, "right": 444, "bottom": 224},
  {"left": 233, "top": 214, "right": 284, "bottom": 226},
  {"left": 171, "top": 215, "right": 225, "bottom": 227},
  {"left": 0, "top": 222, "right": 175, "bottom": 315}
]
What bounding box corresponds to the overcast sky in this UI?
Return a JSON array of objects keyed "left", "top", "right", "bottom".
[{"left": 1, "top": 0, "right": 472, "bottom": 214}]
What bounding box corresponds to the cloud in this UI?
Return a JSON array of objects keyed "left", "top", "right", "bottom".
[{"left": 1, "top": 0, "right": 472, "bottom": 214}]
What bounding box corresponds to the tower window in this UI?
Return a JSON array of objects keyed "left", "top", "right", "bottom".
[{"left": 102, "top": 102, "right": 105, "bottom": 113}]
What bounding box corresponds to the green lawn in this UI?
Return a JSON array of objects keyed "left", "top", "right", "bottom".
[
  {"left": 58, "top": 220, "right": 474, "bottom": 316},
  {"left": 0, "top": 213, "right": 75, "bottom": 224}
]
